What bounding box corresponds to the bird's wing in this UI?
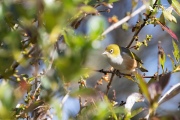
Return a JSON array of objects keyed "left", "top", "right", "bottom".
[
  {"left": 122, "top": 52, "right": 137, "bottom": 71},
  {"left": 121, "top": 47, "right": 143, "bottom": 64}
]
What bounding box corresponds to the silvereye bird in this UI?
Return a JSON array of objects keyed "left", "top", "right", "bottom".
[{"left": 103, "top": 44, "right": 146, "bottom": 74}]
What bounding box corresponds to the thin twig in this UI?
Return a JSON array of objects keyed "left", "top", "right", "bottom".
[
  {"left": 102, "top": 4, "right": 146, "bottom": 36},
  {"left": 32, "top": 83, "right": 42, "bottom": 99},
  {"left": 142, "top": 76, "right": 156, "bottom": 78},
  {"left": 76, "top": 96, "right": 88, "bottom": 117},
  {"left": 96, "top": 69, "right": 114, "bottom": 74},
  {"left": 157, "top": 41, "right": 161, "bottom": 81},
  {"left": 33, "top": 63, "right": 39, "bottom": 90},
  {"left": 79, "top": 96, "right": 82, "bottom": 112},
  {"left": 126, "top": 0, "right": 159, "bottom": 48},
  {"left": 112, "top": 89, "right": 116, "bottom": 100},
  {"left": 96, "top": 69, "right": 132, "bottom": 76},
  {"left": 106, "top": 69, "right": 116, "bottom": 95}
]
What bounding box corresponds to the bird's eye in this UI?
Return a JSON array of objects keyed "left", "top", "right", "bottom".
[{"left": 109, "top": 49, "right": 113, "bottom": 54}]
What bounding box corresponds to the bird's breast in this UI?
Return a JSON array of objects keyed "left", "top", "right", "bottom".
[
  {"left": 107, "top": 55, "right": 136, "bottom": 74},
  {"left": 108, "top": 56, "right": 125, "bottom": 69}
]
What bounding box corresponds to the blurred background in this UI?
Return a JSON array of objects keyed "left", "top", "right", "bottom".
[{"left": 0, "top": 0, "right": 180, "bottom": 120}]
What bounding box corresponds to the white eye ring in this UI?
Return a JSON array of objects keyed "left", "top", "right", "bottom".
[{"left": 109, "top": 49, "right": 113, "bottom": 54}]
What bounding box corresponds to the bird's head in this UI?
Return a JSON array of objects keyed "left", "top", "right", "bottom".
[{"left": 102, "top": 44, "right": 120, "bottom": 58}]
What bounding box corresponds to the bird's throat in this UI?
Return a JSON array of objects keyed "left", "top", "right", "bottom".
[{"left": 108, "top": 55, "right": 123, "bottom": 66}]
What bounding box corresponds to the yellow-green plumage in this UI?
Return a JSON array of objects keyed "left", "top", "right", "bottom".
[
  {"left": 103, "top": 44, "right": 137, "bottom": 74},
  {"left": 105, "top": 44, "right": 120, "bottom": 57}
]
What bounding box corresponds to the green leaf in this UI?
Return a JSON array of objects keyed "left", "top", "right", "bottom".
[
  {"left": 70, "top": 88, "right": 96, "bottom": 97},
  {"left": 159, "top": 46, "right": 166, "bottom": 72},
  {"left": 173, "top": 65, "right": 180, "bottom": 72},
  {"left": 135, "top": 73, "right": 151, "bottom": 102},
  {"left": 103, "top": 0, "right": 118, "bottom": 4},
  {"left": 159, "top": 13, "right": 165, "bottom": 25},
  {"left": 104, "top": 96, "right": 118, "bottom": 120},
  {"left": 87, "top": 16, "right": 106, "bottom": 40},
  {"left": 0, "top": 82, "right": 15, "bottom": 119},
  {"left": 124, "top": 76, "right": 135, "bottom": 81},
  {"left": 80, "top": 5, "right": 97, "bottom": 14},
  {"left": 56, "top": 30, "right": 94, "bottom": 82},
  {"left": 168, "top": 0, "right": 180, "bottom": 16},
  {"left": 172, "top": 40, "right": 180, "bottom": 63},
  {"left": 92, "top": 96, "right": 120, "bottom": 120},
  {"left": 130, "top": 107, "right": 144, "bottom": 118},
  {"left": 132, "top": 0, "right": 138, "bottom": 10},
  {"left": 150, "top": 0, "right": 161, "bottom": 6},
  {"left": 162, "top": 10, "right": 177, "bottom": 23}
]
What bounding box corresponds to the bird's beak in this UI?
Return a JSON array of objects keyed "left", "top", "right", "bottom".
[{"left": 102, "top": 51, "right": 108, "bottom": 55}]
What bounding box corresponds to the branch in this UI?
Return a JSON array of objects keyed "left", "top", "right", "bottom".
[
  {"left": 126, "top": 0, "right": 159, "bottom": 48},
  {"left": 32, "top": 83, "right": 42, "bottom": 99},
  {"left": 77, "top": 96, "right": 88, "bottom": 116},
  {"left": 102, "top": 4, "right": 146, "bottom": 36},
  {"left": 96, "top": 69, "right": 156, "bottom": 78},
  {"left": 96, "top": 69, "right": 114, "bottom": 74},
  {"left": 106, "top": 69, "right": 116, "bottom": 95},
  {"left": 96, "top": 69, "right": 132, "bottom": 76}
]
